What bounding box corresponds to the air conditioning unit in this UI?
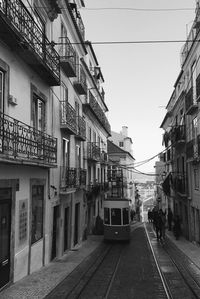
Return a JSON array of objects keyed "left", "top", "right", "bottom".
[{"left": 8, "top": 95, "right": 17, "bottom": 105}]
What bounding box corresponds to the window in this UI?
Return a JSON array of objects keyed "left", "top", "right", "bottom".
[
  {"left": 192, "top": 117, "right": 198, "bottom": 139},
  {"left": 89, "top": 127, "right": 92, "bottom": 141},
  {"left": 75, "top": 144, "right": 81, "bottom": 168},
  {"left": 32, "top": 94, "right": 45, "bottom": 131},
  {"left": 104, "top": 208, "right": 110, "bottom": 224},
  {"left": 194, "top": 168, "right": 199, "bottom": 190},
  {"left": 0, "top": 70, "right": 4, "bottom": 112},
  {"left": 31, "top": 185, "right": 44, "bottom": 244},
  {"left": 119, "top": 141, "right": 124, "bottom": 147},
  {"left": 111, "top": 208, "right": 121, "bottom": 225},
  {"left": 191, "top": 61, "right": 197, "bottom": 102},
  {"left": 61, "top": 83, "right": 68, "bottom": 102},
  {"left": 34, "top": 8, "right": 45, "bottom": 34},
  {"left": 61, "top": 84, "right": 68, "bottom": 122},
  {"left": 62, "top": 138, "right": 69, "bottom": 167},
  {"left": 123, "top": 208, "right": 129, "bottom": 225},
  {"left": 61, "top": 23, "right": 67, "bottom": 56}
]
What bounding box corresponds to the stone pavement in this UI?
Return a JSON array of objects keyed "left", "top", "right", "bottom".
[
  {"left": 1, "top": 224, "right": 200, "bottom": 299},
  {"left": 0, "top": 235, "right": 104, "bottom": 299},
  {"left": 166, "top": 228, "right": 200, "bottom": 269}
]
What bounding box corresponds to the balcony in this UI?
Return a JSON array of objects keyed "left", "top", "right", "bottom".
[
  {"left": 79, "top": 168, "right": 86, "bottom": 186},
  {"left": 67, "top": 2, "right": 85, "bottom": 41},
  {"left": 74, "top": 64, "right": 87, "bottom": 95},
  {"left": 0, "top": 0, "right": 60, "bottom": 86},
  {"left": 172, "top": 173, "right": 187, "bottom": 196},
  {"left": 100, "top": 150, "right": 108, "bottom": 164},
  {"left": 83, "top": 92, "right": 111, "bottom": 136},
  {"left": 107, "top": 169, "right": 123, "bottom": 182},
  {"left": 60, "top": 101, "right": 77, "bottom": 135},
  {"left": 186, "top": 139, "right": 199, "bottom": 162},
  {"left": 185, "top": 87, "right": 198, "bottom": 115},
  {"left": 76, "top": 115, "right": 86, "bottom": 141},
  {"left": 180, "top": 25, "right": 197, "bottom": 67},
  {"left": 171, "top": 125, "right": 186, "bottom": 147},
  {"left": 60, "top": 167, "right": 86, "bottom": 190},
  {"left": 0, "top": 111, "right": 57, "bottom": 167},
  {"left": 87, "top": 142, "right": 101, "bottom": 162},
  {"left": 60, "top": 37, "right": 76, "bottom": 77}
]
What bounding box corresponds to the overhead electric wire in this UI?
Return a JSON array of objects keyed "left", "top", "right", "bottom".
[
  {"left": 55, "top": 39, "right": 200, "bottom": 46},
  {"left": 83, "top": 7, "right": 194, "bottom": 12},
  {"left": 26, "top": 5, "right": 195, "bottom": 12}
]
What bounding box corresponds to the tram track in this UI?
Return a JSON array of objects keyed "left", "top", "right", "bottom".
[
  {"left": 46, "top": 224, "right": 140, "bottom": 299},
  {"left": 65, "top": 224, "right": 142, "bottom": 299},
  {"left": 145, "top": 223, "right": 200, "bottom": 299}
]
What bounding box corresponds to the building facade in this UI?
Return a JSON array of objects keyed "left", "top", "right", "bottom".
[
  {"left": 108, "top": 126, "right": 135, "bottom": 209},
  {"left": 0, "top": 0, "right": 111, "bottom": 289},
  {"left": 160, "top": 1, "right": 200, "bottom": 241}
]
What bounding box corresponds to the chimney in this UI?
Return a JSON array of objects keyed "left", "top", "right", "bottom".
[{"left": 122, "top": 126, "right": 128, "bottom": 137}]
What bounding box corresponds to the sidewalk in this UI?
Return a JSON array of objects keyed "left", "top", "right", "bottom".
[
  {"left": 166, "top": 229, "right": 200, "bottom": 269},
  {"left": 0, "top": 235, "right": 104, "bottom": 299}
]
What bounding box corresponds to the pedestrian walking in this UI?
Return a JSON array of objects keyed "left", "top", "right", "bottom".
[
  {"left": 152, "top": 206, "right": 158, "bottom": 231},
  {"left": 167, "top": 207, "right": 173, "bottom": 231},
  {"left": 148, "top": 209, "right": 152, "bottom": 223},
  {"left": 173, "top": 215, "right": 181, "bottom": 240},
  {"left": 160, "top": 209, "right": 166, "bottom": 240}
]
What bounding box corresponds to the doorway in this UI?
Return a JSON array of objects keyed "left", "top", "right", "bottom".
[
  {"left": 0, "top": 188, "right": 11, "bottom": 289},
  {"left": 74, "top": 203, "right": 80, "bottom": 246},
  {"left": 64, "top": 207, "right": 70, "bottom": 251},
  {"left": 51, "top": 206, "right": 59, "bottom": 260}
]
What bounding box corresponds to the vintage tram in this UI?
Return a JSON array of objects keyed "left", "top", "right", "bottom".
[
  {"left": 103, "top": 197, "right": 131, "bottom": 241},
  {"left": 103, "top": 166, "right": 131, "bottom": 241}
]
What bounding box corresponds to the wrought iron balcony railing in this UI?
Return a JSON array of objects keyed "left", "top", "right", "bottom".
[
  {"left": 107, "top": 169, "right": 123, "bottom": 182},
  {"left": 100, "top": 150, "right": 108, "bottom": 164},
  {"left": 0, "top": 111, "right": 57, "bottom": 166},
  {"left": 60, "top": 101, "right": 86, "bottom": 140},
  {"left": 74, "top": 64, "right": 87, "bottom": 95},
  {"left": 171, "top": 125, "right": 186, "bottom": 145},
  {"left": 172, "top": 173, "right": 187, "bottom": 195},
  {"left": 83, "top": 92, "right": 111, "bottom": 136},
  {"left": 0, "top": 0, "right": 60, "bottom": 85},
  {"left": 60, "top": 167, "right": 77, "bottom": 188},
  {"left": 76, "top": 115, "right": 86, "bottom": 141},
  {"left": 60, "top": 167, "right": 86, "bottom": 189},
  {"left": 60, "top": 37, "right": 76, "bottom": 77},
  {"left": 67, "top": 2, "right": 85, "bottom": 41},
  {"left": 87, "top": 142, "right": 101, "bottom": 161},
  {"left": 185, "top": 87, "right": 198, "bottom": 115},
  {"left": 186, "top": 139, "right": 199, "bottom": 161},
  {"left": 60, "top": 101, "right": 77, "bottom": 134}
]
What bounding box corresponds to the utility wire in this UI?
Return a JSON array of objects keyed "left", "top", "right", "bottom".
[
  {"left": 56, "top": 39, "right": 199, "bottom": 46},
  {"left": 83, "top": 7, "right": 194, "bottom": 12},
  {"left": 26, "top": 6, "right": 195, "bottom": 12}
]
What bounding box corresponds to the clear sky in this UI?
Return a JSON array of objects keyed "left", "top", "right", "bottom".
[{"left": 81, "top": 0, "right": 195, "bottom": 174}]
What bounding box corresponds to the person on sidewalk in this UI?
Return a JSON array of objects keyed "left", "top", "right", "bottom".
[
  {"left": 173, "top": 214, "right": 181, "bottom": 240},
  {"left": 167, "top": 207, "right": 173, "bottom": 231}
]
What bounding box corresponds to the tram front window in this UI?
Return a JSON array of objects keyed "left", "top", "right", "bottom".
[
  {"left": 123, "top": 208, "right": 129, "bottom": 225},
  {"left": 111, "top": 208, "right": 121, "bottom": 225},
  {"left": 104, "top": 208, "right": 110, "bottom": 224}
]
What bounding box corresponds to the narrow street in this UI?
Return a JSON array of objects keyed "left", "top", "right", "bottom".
[
  {"left": 43, "top": 222, "right": 200, "bottom": 299},
  {"left": 2, "top": 221, "right": 200, "bottom": 298}
]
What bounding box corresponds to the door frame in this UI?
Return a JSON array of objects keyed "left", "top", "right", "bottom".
[{"left": 0, "top": 179, "right": 17, "bottom": 289}]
